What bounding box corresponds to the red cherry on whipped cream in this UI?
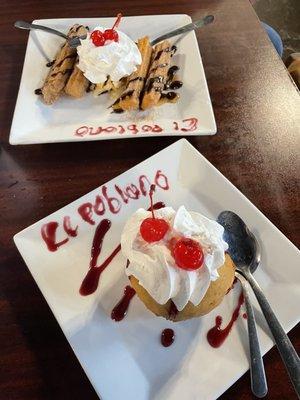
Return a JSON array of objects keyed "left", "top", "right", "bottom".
[
  {"left": 91, "top": 30, "right": 105, "bottom": 46},
  {"left": 103, "top": 29, "right": 119, "bottom": 42},
  {"left": 173, "top": 238, "right": 204, "bottom": 270},
  {"left": 103, "top": 13, "right": 122, "bottom": 43},
  {"left": 90, "top": 14, "right": 122, "bottom": 46},
  {"left": 140, "top": 217, "right": 169, "bottom": 243},
  {"left": 140, "top": 184, "right": 169, "bottom": 243}
]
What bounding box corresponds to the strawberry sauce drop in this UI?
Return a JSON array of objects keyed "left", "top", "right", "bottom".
[
  {"left": 161, "top": 329, "right": 175, "bottom": 347},
  {"left": 111, "top": 285, "right": 136, "bottom": 321},
  {"left": 207, "top": 291, "right": 245, "bottom": 348}
]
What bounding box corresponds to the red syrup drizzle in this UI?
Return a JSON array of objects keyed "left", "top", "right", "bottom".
[
  {"left": 80, "top": 201, "right": 166, "bottom": 297},
  {"left": 111, "top": 285, "right": 136, "bottom": 321},
  {"left": 243, "top": 313, "right": 248, "bottom": 319},
  {"left": 168, "top": 300, "right": 179, "bottom": 319},
  {"left": 226, "top": 276, "right": 238, "bottom": 295},
  {"left": 151, "top": 201, "right": 165, "bottom": 211},
  {"left": 149, "top": 184, "right": 155, "bottom": 218},
  {"left": 161, "top": 329, "right": 175, "bottom": 347},
  {"left": 207, "top": 291, "right": 244, "bottom": 348},
  {"left": 80, "top": 244, "right": 121, "bottom": 296}
]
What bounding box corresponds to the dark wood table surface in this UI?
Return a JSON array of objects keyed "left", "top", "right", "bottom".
[{"left": 0, "top": 0, "right": 299, "bottom": 399}]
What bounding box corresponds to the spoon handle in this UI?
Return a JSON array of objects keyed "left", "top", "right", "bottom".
[
  {"left": 150, "top": 15, "right": 214, "bottom": 46},
  {"left": 238, "top": 276, "right": 268, "bottom": 397},
  {"left": 14, "top": 21, "right": 68, "bottom": 40},
  {"left": 245, "top": 272, "right": 300, "bottom": 397}
]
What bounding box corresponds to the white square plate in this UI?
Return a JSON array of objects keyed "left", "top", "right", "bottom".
[
  {"left": 10, "top": 15, "right": 216, "bottom": 145},
  {"left": 14, "top": 139, "right": 300, "bottom": 399}
]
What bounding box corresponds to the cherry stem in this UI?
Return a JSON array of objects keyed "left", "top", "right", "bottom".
[
  {"left": 149, "top": 184, "right": 156, "bottom": 219},
  {"left": 112, "top": 13, "right": 122, "bottom": 30}
]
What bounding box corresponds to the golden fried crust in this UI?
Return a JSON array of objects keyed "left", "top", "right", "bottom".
[
  {"left": 129, "top": 253, "right": 235, "bottom": 322},
  {"left": 112, "top": 36, "right": 153, "bottom": 112},
  {"left": 64, "top": 56, "right": 89, "bottom": 98},
  {"left": 140, "top": 40, "right": 173, "bottom": 110},
  {"left": 41, "top": 24, "right": 87, "bottom": 104}
]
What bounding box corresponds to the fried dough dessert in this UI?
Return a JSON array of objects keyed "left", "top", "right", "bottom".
[
  {"left": 94, "top": 77, "right": 118, "bottom": 96},
  {"left": 41, "top": 24, "right": 88, "bottom": 104},
  {"left": 121, "top": 204, "right": 232, "bottom": 322},
  {"left": 65, "top": 56, "right": 90, "bottom": 98},
  {"left": 129, "top": 254, "right": 235, "bottom": 322},
  {"left": 141, "top": 40, "right": 176, "bottom": 110},
  {"left": 38, "top": 20, "right": 182, "bottom": 111},
  {"left": 112, "top": 36, "right": 153, "bottom": 112}
]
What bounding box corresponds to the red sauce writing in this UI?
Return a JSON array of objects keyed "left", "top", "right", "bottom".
[
  {"left": 41, "top": 171, "right": 169, "bottom": 251},
  {"left": 78, "top": 171, "right": 169, "bottom": 225},
  {"left": 207, "top": 291, "right": 244, "bottom": 348},
  {"left": 63, "top": 216, "right": 78, "bottom": 237},
  {"left": 74, "top": 118, "right": 198, "bottom": 137},
  {"left": 41, "top": 221, "right": 69, "bottom": 252}
]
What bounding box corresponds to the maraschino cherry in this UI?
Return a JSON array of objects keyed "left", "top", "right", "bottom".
[
  {"left": 172, "top": 238, "right": 204, "bottom": 270},
  {"left": 91, "top": 13, "right": 122, "bottom": 47},
  {"left": 91, "top": 30, "right": 105, "bottom": 47},
  {"left": 103, "top": 13, "right": 122, "bottom": 42},
  {"left": 140, "top": 184, "right": 169, "bottom": 243}
]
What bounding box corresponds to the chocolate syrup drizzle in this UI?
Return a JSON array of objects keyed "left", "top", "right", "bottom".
[
  {"left": 46, "top": 60, "right": 55, "bottom": 67},
  {"left": 55, "top": 54, "right": 77, "bottom": 68},
  {"left": 111, "top": 43, "right": 181, "bottom": 113}
]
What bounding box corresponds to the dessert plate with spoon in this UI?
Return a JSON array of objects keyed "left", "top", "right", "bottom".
[{"left": 10, "top": 14, "right": 216, "bottom": 144}]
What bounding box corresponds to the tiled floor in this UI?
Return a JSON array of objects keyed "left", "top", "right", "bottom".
[{"left": 253, "top": 0, "right": 300, "bottom": 60}]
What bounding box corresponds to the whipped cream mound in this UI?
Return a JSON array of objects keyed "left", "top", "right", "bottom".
[
  {"left": 121, "top": 206, "right": 228, "bottom": 311},
  {"left": 77, "top": 26, "right": 141, "bottom": 84}
]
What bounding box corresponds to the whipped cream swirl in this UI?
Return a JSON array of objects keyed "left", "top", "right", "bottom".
[
  {"left": 121, "top": 206, "right": 228, "bottom": 311},
  {"left": 77, "top": 26, "right": 141, "bottom": 84}
]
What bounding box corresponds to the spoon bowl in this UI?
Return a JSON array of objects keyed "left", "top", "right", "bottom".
[{"left": 217, "top": 210, "right": 260, "bottom": 274}]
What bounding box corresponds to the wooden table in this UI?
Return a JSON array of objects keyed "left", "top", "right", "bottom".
[{"left": 1, "top": 0, "right": 299, "bottom": 398}]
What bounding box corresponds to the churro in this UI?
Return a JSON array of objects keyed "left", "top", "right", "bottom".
[
  {"left": 41, "top": 24, "right": 87, "bottom": 104},
  {"left": 112, "top": 36, "right": 152, "bottom": 112}
]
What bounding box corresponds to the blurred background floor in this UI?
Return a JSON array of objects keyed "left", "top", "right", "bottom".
[{"left": 253, "top": 0, "right": 300, "bottom": 60}]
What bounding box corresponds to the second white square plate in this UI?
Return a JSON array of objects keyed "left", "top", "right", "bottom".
[
  {"left": 14, "top": 139, "right": 300, "bottom": 399},
  {"left": 10, "top": 15, "right": 216, "bottom": 144}
]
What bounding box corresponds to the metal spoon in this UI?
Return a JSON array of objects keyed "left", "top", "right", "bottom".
[
  {"left": 217, "top": 210, "right": 300, "bottom": 397},
  {"left": 236, "top": 272, "right": 268, "bottom": 398},
  {"left": 150, "top": 15, "right": 214, "bottom": 45},
  {"left": 14, "top": 21, "right": 84, "bottom": 48},
  {"left": 14, "top": 15, "right": 214, "bottom": 48}
]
